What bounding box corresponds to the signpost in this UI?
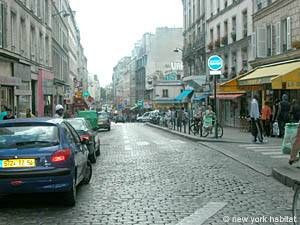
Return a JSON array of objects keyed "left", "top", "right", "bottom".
[{"left": 208, "top": 55, "right": 223, "bottom": 139}]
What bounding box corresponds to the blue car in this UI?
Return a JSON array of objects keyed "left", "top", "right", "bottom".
[{"left": 0, "top": 118, "right": 92, "bottom": 206}]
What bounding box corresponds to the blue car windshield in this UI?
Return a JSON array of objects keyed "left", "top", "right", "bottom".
[{"left": 0, "top": 125, "right": 59, "bottom": 149}]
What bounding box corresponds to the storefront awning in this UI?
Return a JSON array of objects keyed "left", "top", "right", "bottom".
[
  {"left": 218, "top": 75, "right": 246, "bottom": 93},
  {"left": 193, "top": 93, "right": 210, "bottom": 101},
  {"left": 210, "top": 93, "right": 244, "bottom": 100},
  {"left": 271, "top": 68, "right": 300, "bottom": 89},
  {"left": 175, "top": 90, "right": 194, "bottom": 102},
  {"left": 238, "top": 61, "right": 300, "bottom": 86}
]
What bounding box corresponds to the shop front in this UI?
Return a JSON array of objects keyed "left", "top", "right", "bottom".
[
  {"left": 38, "top": 69, "right": 54, "bottom": 117},
  {"left": 0, "top": 61, "right": 22, "bottom": 113},
  {"left": 14, "top": 63, "right": 31, "bottom": 118}
]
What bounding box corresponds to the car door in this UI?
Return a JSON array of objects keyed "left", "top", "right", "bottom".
[
  {"left": 65, "top": 122, "right": 87, "bottom": 182},
  {"left": 60, "top": 123, "right": 80, "bottom": 178}
]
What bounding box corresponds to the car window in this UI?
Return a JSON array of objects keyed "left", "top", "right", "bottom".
[
  {"left": 61, "top": 123, "right": 76, "bottom": 145},
  {"left": 66, "top": 119, "right": 88, "bottom": 131},
  {"left": 65, "top": 122, "right": 81, "bottom": 144},
  {"left": 85, "top": 120, "right": 93, "bottom": 130},
  {"left": 0, "top": 124, "right": 59, "bottom": 149}
]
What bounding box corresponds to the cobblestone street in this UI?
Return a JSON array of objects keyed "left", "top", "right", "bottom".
[{"left": 0, "top": 123, "right": 296, "bottom": 225}]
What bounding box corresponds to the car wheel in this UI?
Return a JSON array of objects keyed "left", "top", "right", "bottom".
[
  {"left": 82, "top": 161, "right": 92, "bottom": 185},
  {"left": 96, "top": 145, "right": 100, "bottom": 156},
  {"left": 108, "top": 126, "right": 111, "bottom": 131},
  {"left": 63, "top": 177, "right": 76, "bottom": 206}
]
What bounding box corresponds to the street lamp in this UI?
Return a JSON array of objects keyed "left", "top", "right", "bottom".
[{"left": 52, "top": 10, "right": 71, "bottom": 18}]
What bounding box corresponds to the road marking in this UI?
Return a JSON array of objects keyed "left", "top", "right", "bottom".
[
  {"left": 261, "top": 152, "right": 283, "bottom": 155},
  {"left": 245, "top": 146, "right": 280, "bottom": 149},
  {"left": 253, "top": 148, "right": 281, "bottom": 152},
  {"left": 175, "top": 202, "right": 227, "bottom": 225},
  {"left": 271, "top": 155, "right": 290, "bottom": 159},
  {"left": 137, "top": 141, "right": 150, "bottom": 146},
  {"left": 170, "top": 140, "right": 186, "bottom": 144}
]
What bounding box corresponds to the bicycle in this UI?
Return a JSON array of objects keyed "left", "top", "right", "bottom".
[
  {"left": 201, "top": 115, "right": 223, "bottom": 138},
  {"left": 189, "top": 118, "right": 202, "bottom": 136}
]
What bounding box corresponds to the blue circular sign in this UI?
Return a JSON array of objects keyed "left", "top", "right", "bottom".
[{"left": 208, "top": 55, "right": 223, "bottom": 71}]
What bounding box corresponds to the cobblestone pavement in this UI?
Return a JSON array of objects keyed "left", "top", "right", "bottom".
[{"left": 0, "top": 123, "right": 296, "bottom": 225}]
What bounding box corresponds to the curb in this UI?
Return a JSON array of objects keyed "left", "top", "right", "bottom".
[
  {"left": 145, "top": 122, "right": 250, "bottom": 144},
  {"left": 272, "top": 166, "right": 300, "bottom": 188}
]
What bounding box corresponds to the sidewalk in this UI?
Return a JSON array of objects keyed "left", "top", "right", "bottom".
[
  {"left": 146, "top": 122, "right": 300, "bottom": 187},
  {"left": 145, "top": 122, "right": 282, "bottom": 144}
]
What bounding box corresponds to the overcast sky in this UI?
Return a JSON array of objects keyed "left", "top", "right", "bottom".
[{"left": 70, "top": 0, "right": 183, "bottom": 87}]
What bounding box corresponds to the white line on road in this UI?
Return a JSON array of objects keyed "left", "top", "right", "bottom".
[
  {"left": 175, "top": 202, "right": 227, "bottom": 225},
  {"left": 271, "top": 155, "right": 290, "bottom": 159},
  {"left": 245, "top": 146, "right": 280, "bottom": 149},
  {"left": 253, "top": 148, "right": 281, "bottom": 152},
  {"left": 261, "top": 152, "right": 283, "bottom": 155}
]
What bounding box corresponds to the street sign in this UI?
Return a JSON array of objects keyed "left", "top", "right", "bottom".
[
  {"left": 210, "top": 70, "right": 222, "bottom": 75},
  {"left": 208, "top": 55, "right": 223, "bottom": 71}
]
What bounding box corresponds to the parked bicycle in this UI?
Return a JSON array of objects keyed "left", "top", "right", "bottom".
[
  {"left": 189, "top": 118, "right": 202, "bottom": 136},
  {"left": 201, "top": 113, "right": 223, "bottom": 138}
]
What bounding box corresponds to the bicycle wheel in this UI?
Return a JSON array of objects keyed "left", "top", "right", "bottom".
[
  {"left": 217, "top": 124, "right": 223, "bottom": 138},
  {"left": 293, "top": 186, "right": 300, "bottom": 225},
  {"left": 190, "top": 123, "right": 199, "bottom": 135},
  {"left": 202, "top": 127, "right": 209, "bottom": 137}
]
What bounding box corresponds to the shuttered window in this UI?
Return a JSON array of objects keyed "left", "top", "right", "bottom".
[
  {"left": 256, "top": 26, "right": 267, "bottom": 57},
  {"left": 0, "top": 3, "right": 3, "bottom": 48},
  {"left": 252, "top": 32, "right": 256, "bottom": 59},
  {"left": 287, "top": 17, "right": 291, "bottom": 50},
  {"left": 275, "top": 22, "right": 281, "bottom": 55}
]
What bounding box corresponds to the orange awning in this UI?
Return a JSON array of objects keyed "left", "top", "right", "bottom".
[{"left": 210, "top": 94, "right": 244, "bottom": 100}]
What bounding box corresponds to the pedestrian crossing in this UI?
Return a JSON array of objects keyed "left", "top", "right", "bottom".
[{"left": 238, "top": 144, "right": 289, "bottom": 159}]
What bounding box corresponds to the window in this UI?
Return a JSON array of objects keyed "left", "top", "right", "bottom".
[
  {"left": 266, "top": 25, "right": 272, "bottom": 56},
  {"left": 231, "top": 16, "right": 237, "bottom": 41},
  {"left": 242, "top": 10, "right": 248, "bottom": 37},
  {"left": 162, "top": 89, "right": 168, "bottom": 98},
  {"left": 217, "top": 0, "right": 220, "bottom": 12},
  {"left": 39, "top": 32, "right": 44, "bottom": 63},
  {"left": 281, "top": 17, "right": 291, "bottom": 52},
  {"left": 45, "top": 0, "right": 49, "bottom": 24},
  {"left": 45, "top": 36, "right": 50, "bottom": 65},
  {"left": 257, "top": 26, "right": 267, "bottom": 57},
  {"left": 210, "top": 28, "right": 214, "bottom": 43},
  {"left": 0, "top": 3, "right": 3, "bottom": 48},
  {"left": 210, "top": 0, "right": 213, "bottom": 16},
  {"left": 20, "top": 18, "right": 26, "bottom": 55},
  {"left": 30, "top": 25, "right": 36, "bottom": 60},
  {"left": 10, "top": 11, "right": 17, "bottom": 52}
]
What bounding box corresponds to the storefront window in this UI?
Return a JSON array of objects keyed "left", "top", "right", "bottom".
[
  {"left": 44, "top": 95, "right": 53, "bottom": 117},
  {"left": 17, "top": 95, "right": 30, "bottom": 118},
  {"left": 0, "top": 86, "right": 14, "bottom": 112}
]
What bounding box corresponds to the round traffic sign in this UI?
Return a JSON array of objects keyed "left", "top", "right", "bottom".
[{"left": 208, "top": 55, "right": 223, "bottom": 71}]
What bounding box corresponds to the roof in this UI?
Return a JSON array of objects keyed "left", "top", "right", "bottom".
[{"left": 0, "top": 117, "right": 64, "bottom": 125}]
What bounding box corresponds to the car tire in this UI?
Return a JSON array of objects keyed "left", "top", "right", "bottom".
[
  {"left": 89, "top": 150, "right": 97, "bottom": 164},
  {"left": 63, "top": 177, "right": 76, "bottom": 207},
  {"left": 96, "top": 145, "right": 100, "bottom": 156},
  {"left": 82, "top": 161, "right": 92, "bottom": 185},
  {"left": 108, "top": 126, "right": 111, "bottom": 131}
]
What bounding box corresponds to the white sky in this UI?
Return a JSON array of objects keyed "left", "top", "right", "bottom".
[{"left": 70, "top": 0, "right": 183, "bottom": 87}]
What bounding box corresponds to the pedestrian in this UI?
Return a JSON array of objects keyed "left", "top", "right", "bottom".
[
  {"left": 54, "top": 104, "right": 64, "bottom": 118},
  {"left": 3, "top": 108, "right": 15, "bottom": 120},
  {"left": 177, "top": 107, "right": 184, "bottom": 132},
  {"left": 250, "top": 95, "right": 263, "bottom": 143},
  {"left": 183, "top": 108, "right": 189, "bottom": 133},
  {"left": 276, "top": 94, "right": 290, "bottom": 138},
  {"left": 26, "top": 108, "right": 35, "bottom": 118},
  {"left": 290, "top": 99, "right": 300, "bottom": 123},
  {"left": 289, "top": 121, "right": 300, "bottom": 165},
  {"left": 0, "top": 106, "right": 8, "bottom": 120},
  {"left": 261, "top": 101, "right": 272, "bottom": 137},
  {"left": 171, "top": 107, "right": 176, "bottom": 130}
]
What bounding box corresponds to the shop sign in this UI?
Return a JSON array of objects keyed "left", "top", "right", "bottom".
[
  {"left": 287, "top": 81, "right": 300, "bottom": 89},
  {"left": 0, "top": 76, "right": 22, "bottom": 86},
  {"left": 56, "top": 85, "right": 64, "bottom": 95}
]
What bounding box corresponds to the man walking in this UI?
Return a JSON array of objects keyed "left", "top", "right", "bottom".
[{"left": 250, "top": 95, "right": 263, "bottom": 143}]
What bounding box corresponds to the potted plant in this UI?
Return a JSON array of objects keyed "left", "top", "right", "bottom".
[
  {"left": 208, "top": 42, "right": 214, "bottom": 51},
  {"left": 292, "top": 40, "right": 300, "bottom": 49}
]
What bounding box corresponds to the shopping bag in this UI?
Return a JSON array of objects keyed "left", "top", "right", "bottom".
[
  {"left": 282, "top": 123, "right": 299, "bottom": 154},
  {"left": 272, "top": 122, "right": 280, "bottom": 137}
]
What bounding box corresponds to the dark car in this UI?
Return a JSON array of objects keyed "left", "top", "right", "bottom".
[
  {"left": 66, "top": 118, "right": 100, "bottom": 162},
  {"left": 0, "top": 118, "right": 92, "bottom": 206},
  {"left": 97, "top": 112, "right": 111, "bottom": 131}
]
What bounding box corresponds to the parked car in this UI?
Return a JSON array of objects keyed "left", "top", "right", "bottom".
[
  {"left": 97, "top": 112, "right": 111, "bottom": 130},
  {"left": 115, "top": 115, "right": 125, "bottom": 123},
  {"left": 0, "top": 118, "right": 92, "bottom": 206},
  {"left": 137, "top": 112, "right": 151, "bottom": 122},
  {"left": 77, "top": 110, "right": 99, "bottom": 130},
  {"left": 66, "top": 117, "right": 100, "bottom": 162}
]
